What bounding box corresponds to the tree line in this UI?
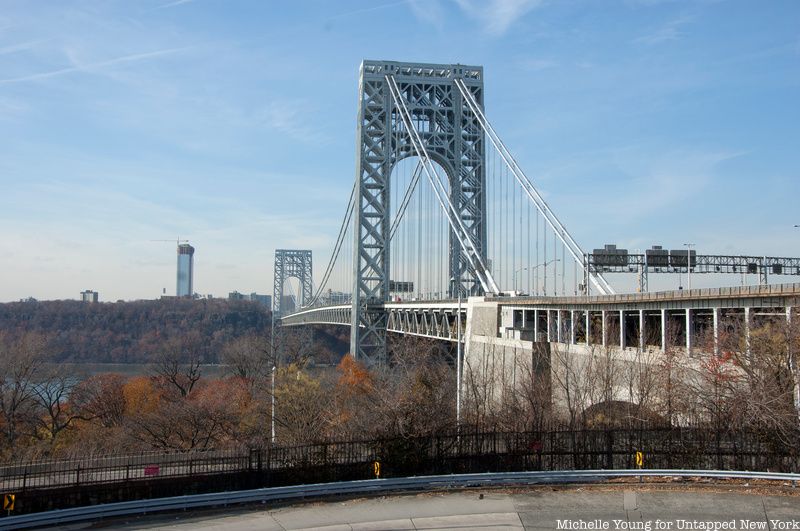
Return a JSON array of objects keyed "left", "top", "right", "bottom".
[
  {"left": 1, "top": 311, "right": 798, "bottom": 465},
  {"left": 0, "top": 298, "right": 346, "bottom": 364}
]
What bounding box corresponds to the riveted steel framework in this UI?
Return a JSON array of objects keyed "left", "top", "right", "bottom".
[
  {"left": 351, "top": 60, "right": 487, "bottom": 363},
  {"left": 273, "top": 249, "right": 313, "bottom": 317}
]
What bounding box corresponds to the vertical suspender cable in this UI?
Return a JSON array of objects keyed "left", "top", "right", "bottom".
[{"left": 455, "top": 79, "right": 614, "bottom": 296}]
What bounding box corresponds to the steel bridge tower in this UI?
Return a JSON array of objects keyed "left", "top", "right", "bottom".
[
  {"left": 352, "top": 60, "right": 487, "bottom": 364},
  {"left": 273, "top": 249, "right": 313, "bottom": 317}
]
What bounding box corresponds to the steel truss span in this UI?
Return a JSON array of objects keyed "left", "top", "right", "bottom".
[{"left": 273, "top": 249, "right": 313, "bottom": 317}]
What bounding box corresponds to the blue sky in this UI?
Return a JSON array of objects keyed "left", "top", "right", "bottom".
[{"left": 1, "top": 0, "right": 798, "bottom": 301}]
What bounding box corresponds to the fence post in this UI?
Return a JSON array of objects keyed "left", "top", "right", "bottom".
[{"left": 606, "top": 430, "right": 614, "bottom": 469}]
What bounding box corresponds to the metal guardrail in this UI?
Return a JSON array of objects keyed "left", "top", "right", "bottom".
[{"left": 2, "top": 469, "right": 799, "bottom": 530}]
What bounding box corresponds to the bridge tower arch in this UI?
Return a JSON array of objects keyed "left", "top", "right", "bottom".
[
  {"left": 273, "top": 249, "right": 313, "bottom": 317},
  {"left": 352, "top": 60, "right": 487, "bottom": 364}
]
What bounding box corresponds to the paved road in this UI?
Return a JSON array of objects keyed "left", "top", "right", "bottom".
[{"left": 91, "top": 488, "right": 800, "bottom": 531}]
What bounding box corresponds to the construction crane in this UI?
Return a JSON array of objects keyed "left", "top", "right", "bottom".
[{"left": 151, "top": 237, "right": 189, "bottom": 246}]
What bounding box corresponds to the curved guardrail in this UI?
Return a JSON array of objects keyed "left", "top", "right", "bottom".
[{"left": 2, "top": 469, "right": 799, "bottom": 530}]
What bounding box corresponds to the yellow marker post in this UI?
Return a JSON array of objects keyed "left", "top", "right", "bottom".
[
  {"left": 635, "top": 451, "right": 644, "bottom": 483},
  {"left": 373, "top": 460, "right": 381, "bottom": 479},
  {"left": 3, "top": 493, "right": 15, "bottom": 512}
]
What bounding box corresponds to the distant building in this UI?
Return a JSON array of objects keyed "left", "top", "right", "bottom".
[
  {"left": 80, "top": 290, "right": 99, "bottom": 303},
  {"left": 250, "top": 293, "right": 271, "bottom": 308},
  {"left": 176, "top": 244, "right": 195, "bottom": 297},
  {"left": 228, "top": 291, "right": 271, "bottom": 308},
  {"left": 280, "top": 294, "right": 296, "bottom": 313}
]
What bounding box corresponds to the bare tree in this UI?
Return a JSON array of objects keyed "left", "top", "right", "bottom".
[
  {"left": 30, "top": 367, "right": 91, "bottom": 445},
  {"left": 222, "top": 334, "right": 273, "bottom": 383},
  {"left": 0, "top": 332, "right": 48, "bottom": 455},
  {"left": 151, "top": 336, "right": 202, "bottom": 398}
]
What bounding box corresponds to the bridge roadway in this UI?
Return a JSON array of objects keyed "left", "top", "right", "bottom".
[
  {"left": 281, "top": 283, "right": 800, "bottom": 354},
  {"left": 83, "top": 489, "right": 800, "bottom": 530}
]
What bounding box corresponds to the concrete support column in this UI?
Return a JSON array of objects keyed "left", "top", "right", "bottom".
[
  {"left": 570, "top": 310, "right": 576, "bottom": 345},
  {"left": 585, "top": 311, "right": 591, "bottom": 346},
  {"left": 744, "top": 307, "right": 751, "bottom": 355},
  {"left": 620, "top": 310, "right": 626, "bottom": 349},
  {"left": 533, "top": 309, "right": 539, "bottom": 342},
  {"left": 660, "top": 309, "right": 667, "bottom": 352},
  {"left": 639, "top": 309, "right": 645, "bottom": 352},
  {"left": 557, "top": 310, "right": 563, "bottom": 343},
  {"left": 686, "top": 308, "right": 693, "bottom": 356},
  {"left": 602, "top": 310, "right": 607, "bottom": 348},
  {"left": 713, "top": 308, "right": 720, "bottom": 356}
]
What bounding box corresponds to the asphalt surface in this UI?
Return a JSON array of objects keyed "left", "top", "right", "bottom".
[{"left": 87, "top": 488, "right": 800, "bottom": 531}]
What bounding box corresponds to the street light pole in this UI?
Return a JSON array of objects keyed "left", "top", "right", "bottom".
[
  {"left": 683, "top": 243, "right": 695, "bottom": 291},
  {"left": 271, "top": 365, "right": 276, "bottom": 443},
  {"left": 456, "top": 293, "right": 462, "bottom": 430},
  {"left": 515, "top": 259, "right": 560, "bottom": 295}
]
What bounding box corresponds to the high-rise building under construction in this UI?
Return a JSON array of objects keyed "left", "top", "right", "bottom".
[{"left": 177, "top": 243, "right": 195, "bottom": 297}]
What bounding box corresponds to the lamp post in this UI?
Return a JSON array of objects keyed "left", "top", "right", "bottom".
[
  {"left": 683, "top": 243, "right": 695, "bottom": 291},
  {"left": 514, "top": 259, "right": 560, "bottom": 295},
  {"left": 450, "top": 276, "right": 463, "bottom": 430},
  {"left": 270, "top": 311, "right": 276, "bottom": 446},
  {"left": 456, "top": 292, "right": 462, "bottom": 430},
  {"left": 271, "top": 365, "right": 276, "bottom": 443}
]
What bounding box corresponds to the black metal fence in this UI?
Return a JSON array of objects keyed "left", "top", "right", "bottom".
[{"left": 1, "top": 427, "right": 798, "bottom": 515}]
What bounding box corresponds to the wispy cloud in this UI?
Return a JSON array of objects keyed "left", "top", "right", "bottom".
[
  {"left": 407, "top": 0, "right": 447, "bottom": 28},
  {"left": 608, "top": 149, "right": 746, "bottom": 223},
  {"left": 0, "top": 39, "right": 46, "bottom": 56},
  {"left": 153, "top": 0, "right": 197, "bottom": 10},
  {"left": 517, "top": 57, "right": 557, "bottom": 71},
  {"left": 330, "top": 0, "right": 418, "bottom": 20},
  {"left": 255, "top": 100, "right": 329, "bottom": 144},
  {"left": 0, "top": 46, "right": 191, "bottom": 85},
  {"left": 634, "top": 13, "right": 694, "bottom": 45},
  {"left": 455, "top": 0, "right": 544, "bottom": 35}
]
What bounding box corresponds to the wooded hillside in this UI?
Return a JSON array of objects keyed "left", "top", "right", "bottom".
[{"left": 0, "top": 298, "right": 279, "bottom": 364}]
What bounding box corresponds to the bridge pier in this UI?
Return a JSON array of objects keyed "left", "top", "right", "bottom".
[
  {"left": 639, "top": 309, "right": 645, "bottom": 351},
  {"left": 686, "top": 309, "right": 693, "bottom": 356}
]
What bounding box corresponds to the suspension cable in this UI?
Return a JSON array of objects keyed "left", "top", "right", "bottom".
[
  {"left": 454, "top": 79, "right": 614, "bottom": 295},
  {"left": 304, "top": 181, "right": 357, "bottom": 307}
]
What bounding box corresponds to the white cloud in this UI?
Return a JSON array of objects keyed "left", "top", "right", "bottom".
[
  {"left": 256, "top": 100, "right": 330, "bottom": 144},
  {"left": 407, "top": 0, "right": 447, "bottom": 28},
  {"left": 0, "top": 39, "right": 45, "bottom": 55},
  {"left": 634, "top": 13, "right": 694, "bottom": 45},
  {"left": 0, "top": 46, "right": 191, "bottom": 85},
  {"left": 455, "top": 0, "right": 543, "bottom": 35}
]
